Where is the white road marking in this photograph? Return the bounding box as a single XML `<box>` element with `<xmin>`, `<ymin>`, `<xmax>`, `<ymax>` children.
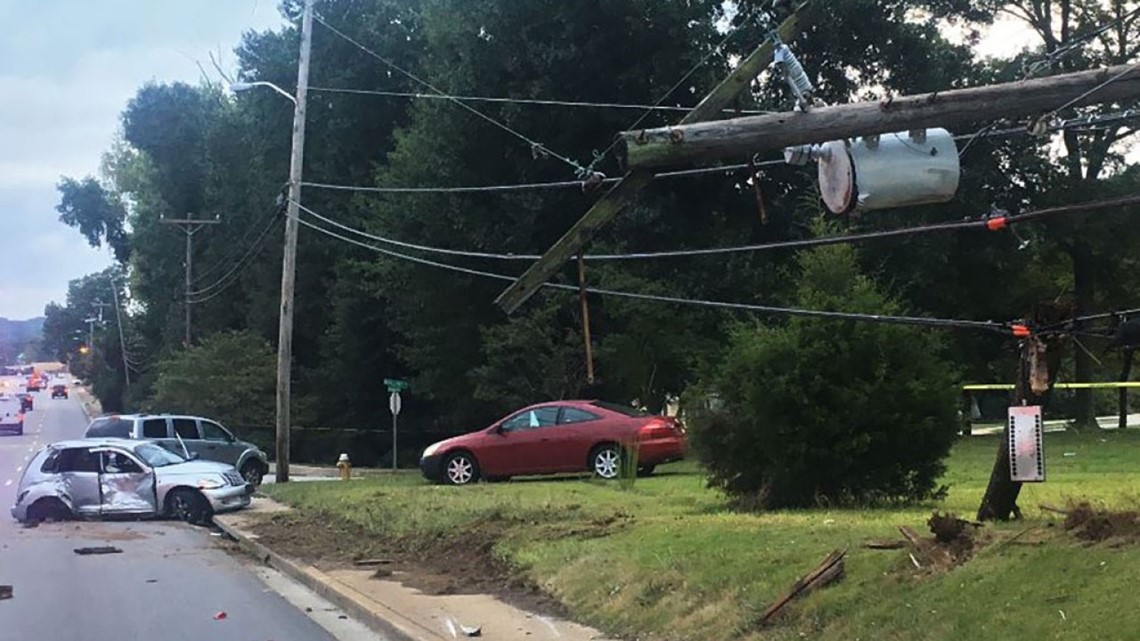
<box><xmin>16</xmin><ymin>466</ymin><xmax>22</xmax><ymax>472</ymax></box>
<box><xmin>4</xmin><ymin>480</ymin><xmax>11</xmax><ymax>487</ymax></box>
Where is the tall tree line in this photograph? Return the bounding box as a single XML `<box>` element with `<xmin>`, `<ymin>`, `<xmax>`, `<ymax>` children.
<box><xmin>47</xmin><ymin>0</ymin><xmax>1140</xmax><ymax>447</ymax></box>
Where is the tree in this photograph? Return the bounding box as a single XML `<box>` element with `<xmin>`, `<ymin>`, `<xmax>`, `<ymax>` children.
<box><xmin>55</xmin><ymin>177</ymin><xmax>131</xmax><ymax>263</ymax></box>
<box><xmin>688</xmin><ymin>241</ymin><xmax>961</xmax><ymax>508</ymax></box>
<box><xmin>147</xmin><ymin>330</ymin><xmax>276</xmax><ymax>427</ymax></box>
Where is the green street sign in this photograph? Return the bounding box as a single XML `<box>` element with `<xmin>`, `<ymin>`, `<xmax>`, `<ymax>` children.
<box><xmin>384</xmin><ymin>378</ymin><xmax>410</xmax><ymax>392</ymax></box>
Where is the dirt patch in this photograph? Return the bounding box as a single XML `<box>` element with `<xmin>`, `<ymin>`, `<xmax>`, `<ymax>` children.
<box><xmin>892</xmin><ymin>511</ymin><xmax>985</xmax><ymax>574</ymax></box>
<box><xmin>1063</xmin><ymin>503</ymin><xmax>1140</xmax><ymax>543</ymax></box>
<box><xmin>248</xmin><ymin>510</ymin><xmax>573</xmax><ymax>618</ymax></box>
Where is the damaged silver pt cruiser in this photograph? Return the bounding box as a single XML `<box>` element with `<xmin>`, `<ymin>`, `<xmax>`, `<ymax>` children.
<box><xmin>10</xmin><ymin>438</ymin><xmax>254</xmax><ymax>525</ymax></box>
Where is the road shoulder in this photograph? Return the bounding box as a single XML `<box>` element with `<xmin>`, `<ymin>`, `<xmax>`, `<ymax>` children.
<box><xmin>214</xmin><ymin>497</ymin><xmax>613</xmax><ymax>641</ymax></box>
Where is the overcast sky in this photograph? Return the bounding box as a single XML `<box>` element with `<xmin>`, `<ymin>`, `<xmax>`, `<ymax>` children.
<box><xmin>0</xmin><ymin>0</ymin><xmax>284</xmax><ymax>320</ymax></box>
<box><xmin>0</xmin><ymin>4</ymin><xmax>1106</xmax><ymax>322</ymax></box>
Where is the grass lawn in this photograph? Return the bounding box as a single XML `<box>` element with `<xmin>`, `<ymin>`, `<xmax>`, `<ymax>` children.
<box><xmin>263</xmin><ymin>430</ymin><xmax>1140</xmax><ymax>641</ymax></box>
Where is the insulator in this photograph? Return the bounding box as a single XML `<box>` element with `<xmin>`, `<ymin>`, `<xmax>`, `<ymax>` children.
<box><xmin>773</xmin><ymin>44</ymin><xmax>814</xmax><ymax>102</ymax></box>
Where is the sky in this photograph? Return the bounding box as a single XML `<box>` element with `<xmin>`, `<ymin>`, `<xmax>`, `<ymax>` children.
<box><xmin>0</xmin><ymin>4</ymin><xmax>1121</xmax><ymax>321</ymax></box>
<box><xmin>0</xmin><ymin>0</ymin><xmax>285</xmax><ymax>320</ymax></box>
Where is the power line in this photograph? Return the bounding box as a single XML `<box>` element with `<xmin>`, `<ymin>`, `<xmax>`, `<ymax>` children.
<box><xmin>300</xmin><ymin>110</ymin><xmax>1140</xmax><ymax>196</ymax></box>
<box><xmin>1023</xmin><ymin>6</ymin><xmax>1140</xmax><ymax>78</ymax></box>
<box><xmin>192</xmin><ymin>199</ymin><xmax>284</xmax><ymax>285</ymax></box>
<box><xmin>302</xmin><ymin>158</ymin><xmax>785</xmax><ymax>194</ymax></box>
<box><xmin>313</xmin><ymin>14</ymin><xmax>596</xmax><ymax>178</ymax></box>
<box><xmin>308</xmin><ymin>86</ymin><xmax>773</xmax><ymax>115</ymax></box>
<box><xmin>588</xmin><ymin>6</ymin><xmax>760</xmax><ymax>172</ymax></box>
<box><xmin>292</xmin><ymin>192</ymin><xmax>1140</xmax><ymax>263</ymax></box>
<box><xmin>187</xmin><ymin>207</ymin><xmax>280</xmax><ymax>298</ymax></box>
<box><xmin>290</xmin><ymin>206</ymin><xmax>1019</xmax><ymax>336</ymax></box>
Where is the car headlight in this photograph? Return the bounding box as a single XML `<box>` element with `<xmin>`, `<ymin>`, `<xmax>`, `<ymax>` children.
<box><xmin>422</xmin><ymin>441</ymin><xmax>443</xmax><ymax>458</ymax></box>
<box><xmin>196</xmin><ymin>478</ymin><xmax>225</xmax><ymax>490</ymax></box>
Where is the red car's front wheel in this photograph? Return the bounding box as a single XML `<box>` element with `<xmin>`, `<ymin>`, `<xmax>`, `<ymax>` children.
<box><xmin>443</xmin><ymin>452</ymin><xmax>480</xmax><ymax>485</ymax></box>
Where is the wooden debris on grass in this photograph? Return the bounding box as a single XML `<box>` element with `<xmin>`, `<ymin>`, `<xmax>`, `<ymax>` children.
<box><xmin>758</xmin><ymin>548</ymin><xmax>846</xmax><ymax>625</ymax></box>
<box><xmin>862</xmin><ymin>539</ymin><xmax>906</xmax><ymax>550</ymax></box>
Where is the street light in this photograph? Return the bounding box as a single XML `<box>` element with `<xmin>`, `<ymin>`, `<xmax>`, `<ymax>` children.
<box><xmin>230</xmin><ymin>81</ymin><xmax>298</xmax><ymax>105</ymax></box>
<box><xmin>230</xmin><ymin>0</ymin><xmax>314</xmax><ymax>483</ymax></box>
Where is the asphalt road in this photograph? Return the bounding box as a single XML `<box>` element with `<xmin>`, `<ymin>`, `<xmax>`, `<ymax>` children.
<box><xmin>0</xmin><ymin>375</ymin><xmax>381</xmax><ymax>641</ymax></box>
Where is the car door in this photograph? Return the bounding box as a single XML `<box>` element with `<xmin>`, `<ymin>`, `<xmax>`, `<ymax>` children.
<box><xmin>96</xmin><ymin>448</ymin><xmax>157</xmax><ymax>516</ymax></box>
<box><xmin>140</xmin><ymin>416</ymin><xmax>178</xmax><ymax>453</ymax></box>
<box><xmin>487</xmin><ymin>407</ymin><xmax>562</xmax><ymax>476</ymax></box>
<box><xmin>197</xmin><ymin>419</ymin><xmax>243</xmax><ymax>466</ymax></box>
<box><xmin>171</xmin><ymin>417</ymin><xmax>204</xmax><ymax>460</ymax></box>
<box><xmin>556</xmin><ymin>406</ymin><xmax>605</xmax><ymax>471</ymax></box>
<box><xmin>54</xmin><ymin>447</ymin><xmax>103</xmax><ymax>516</ymax></box>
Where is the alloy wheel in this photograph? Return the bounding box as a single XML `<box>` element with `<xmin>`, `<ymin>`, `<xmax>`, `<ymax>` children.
<box><xmin>446</xmin><ymin>455</ymin><xmax>475</xmax><ymax>485</ymax></box>
<box><xmin>593</xmin><ymin>447</ymin><xmax>621</xmax><ymax>479</ymax></box>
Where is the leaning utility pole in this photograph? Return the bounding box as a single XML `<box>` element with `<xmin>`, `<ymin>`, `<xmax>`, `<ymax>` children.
<box><xmin>497</xmin><ymin>55</ymin><xmax>1140</xmax><ymax>313</ymax></box>
<box><xmin>275</xmin><ymin>0</ymin><xmax>314</xmax><ymax>483</ymax></box>
<box><xmin>161</xmin><ymin>213</ymin><xmax>220</xmax><ymax>346</ymax></box>
<box><xmin>494</xmin><ymin>5</ymin><xmax>810</xmax><ymax>313</ymax></box>
<box><xmin>617</xmin><ymin>64</ymin><xmax>1140</xmax><ymax>171</ymax></box>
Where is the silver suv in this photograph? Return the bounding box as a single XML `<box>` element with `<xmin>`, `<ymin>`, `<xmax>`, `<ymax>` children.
<box><xmin>84</xmin><ymin>414</ymin><xmax>269</xmax><ymax>486</ymax></box>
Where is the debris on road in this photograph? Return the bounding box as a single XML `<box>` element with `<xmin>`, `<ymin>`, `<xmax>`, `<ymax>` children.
<box><xmin>73</xmin><ymin>546</ymin><xmax>122</xmax><ymax>555</ymax></box>
<box><xmin>351</xmin><ymin>554</ymin><xmax>392</xmax><ymax>563</ymax></box>
<box><xmin>758</xmin><ymin>548</ymin><xmax>846</xmax><ymax>624</ymax></box>
<box><xmin>0</xmin><ymin>585</ymin><xmax>12</xmax><ymax>600</ymax></box>
<box><xmin>213</xmin><ymin>611</ymin><xmax>227</xmax><ymax>620</ymax></box>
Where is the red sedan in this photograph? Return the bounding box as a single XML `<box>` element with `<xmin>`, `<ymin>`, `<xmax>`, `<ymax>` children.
<box><xmin>419</xmin><ymin>400</ymin><xmax>686</xmax><ymax>485</ymax></box>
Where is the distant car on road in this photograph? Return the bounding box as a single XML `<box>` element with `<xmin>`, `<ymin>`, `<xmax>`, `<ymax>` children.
<box><xmin>419</xmin><ymin>400</ymin><xmax>687</xmax><ymax>485</ymax></box>
<box><xmin>10</xmin><ymin>438</ymin><xmax>253</xmax><ymax>524</ymax></box>
<box><xmin>0</xmin><ymin>396</ymin><xmax>25</xmax><ymax>435</ymax></box>
<box><xmin>18</xmin><ymin>393</ymin><xmax>34</xmax><ymax>412</ymax></box>
<box><xmin>83</xmin><ymin>414</ymin><xmax>269</xmax><ymax>486</ymax></box>
<box><xmin>50</xmin><ymin>385</ymin><xmax>68</xmax><ymax>399</ymax></box>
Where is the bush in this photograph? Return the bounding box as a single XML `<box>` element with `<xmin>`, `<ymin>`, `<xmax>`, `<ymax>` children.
<box><xmin>146</xmin><ymin>330</ymin><xmax>275</xmax><ymax>426</ymax></box>
<box><xmin>688</xmin><ymin>244</ymin><xmax>960</xmax><ymax>509</ymax></box>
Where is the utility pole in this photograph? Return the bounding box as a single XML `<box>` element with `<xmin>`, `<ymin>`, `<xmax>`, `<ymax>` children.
<box><xmin>161</xmin><ymin>213</ymin><xmax>220</xmax><ymax>346</ymax></box>
<box><xmin>275</xmin><ymin>0</ymin><xmax>314</xmax><ymax>483</ymax></box>
<box><xmin>617</xmin><ymin>64</ymin><xmax>1140</xmax><ymax>171</ymax></box>
<box><xmin>577</xmin><ymin>254</ymin><xmax>595</xmax><ymax>385</ymax></box>
<box><xmin>110</xmin><ymin>279</ymin><xmax>131</xmax><ymax>387</ymax></box>
<box><xmin>494</xmin><ymin>6</ymin><xmax>810</xmax><ymax>313</ymax></box>
<box><xmin>977</xmin><ymin>304</ymin><xmax>1067</xmax><ymax>521</ymax></box>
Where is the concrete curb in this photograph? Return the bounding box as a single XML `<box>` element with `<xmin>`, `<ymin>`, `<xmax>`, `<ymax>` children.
<box><xmin>212</xmin><ymin>515</ymin><xmax>437</xmax><ymax>641</ymax></box>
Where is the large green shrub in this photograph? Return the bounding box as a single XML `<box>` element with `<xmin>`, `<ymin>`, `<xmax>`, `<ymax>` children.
<box><xmin>146</xmin><ymin>330</ymin><xmax>275</xmax><ymax>427</ymax></box>
<box><xmin>688</xmin><ymin>244</ymin><xmax>960</xmax><ymax>508</ymax></box>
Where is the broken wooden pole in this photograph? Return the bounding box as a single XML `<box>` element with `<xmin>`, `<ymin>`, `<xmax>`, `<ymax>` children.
<box><xmin>759</xmin><ymin>548</ymin><xmax>846</xmax><ymax>624</ymax></box>
<box><xmin>618</xmin><ymin>64</ymin><xmax>1140</xmax><ymax>171</ymax></box>
<box><xmin>493</xmin><ymin>5</ymin><xmax>811</xmax><ymax>314</ymax></box>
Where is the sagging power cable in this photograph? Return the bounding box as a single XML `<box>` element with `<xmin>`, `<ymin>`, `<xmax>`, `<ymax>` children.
<box><xmin>289</xmin><ymin>204</ymin><xmax>1023</xmax><ymax>337</ymax></box>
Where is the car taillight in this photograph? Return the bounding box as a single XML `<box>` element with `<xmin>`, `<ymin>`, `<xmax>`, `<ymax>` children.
<box><xmin>637</xmin><ymin>420</ymin><xmax>677</xmax><ymax>441</ymax></box>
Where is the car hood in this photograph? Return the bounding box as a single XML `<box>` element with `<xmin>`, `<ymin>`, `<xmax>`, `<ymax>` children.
<box><xmin>155</xmin><ymin>460</ymin><xmax>237</xmax><ymax>476</ymax></box>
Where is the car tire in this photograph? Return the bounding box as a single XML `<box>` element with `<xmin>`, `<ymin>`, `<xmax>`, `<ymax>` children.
<box><xmin>240</xmin><ymin>460</ymin><xmax>265</xmax><ymax>487</ymax></box>
<box><xmin>166</xmin><ymin>488</ymin><xmax>211</xmax><ymax>525</ymax></box>
<box><xmin>636</xmin><ymin>464</ymin><xmax>656</xmax><ymax>478</ymax></box>
<box><xmin>590</xmin><ymin>443</ymin><xmax>624</xmax><ymax>480</ymax></box>
<box><xmin>26</xmin><ymin>497</ymin><xmax>72</xmax><ymax>523</ymax></box>
<box><xmin>443</xmin><ymin>451</ymin><xmax>480</xmax><ymax>486</ymax></box>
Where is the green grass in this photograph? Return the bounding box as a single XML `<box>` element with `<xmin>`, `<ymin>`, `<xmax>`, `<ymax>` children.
<box><xmin>264</xmin><ymin>430</ymin><xmax>1140</xmax><ymax>641</ymax></box>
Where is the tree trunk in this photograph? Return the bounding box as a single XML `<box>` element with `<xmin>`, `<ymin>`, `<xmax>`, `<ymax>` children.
<box><xmin>1120</xmin><ymin>350</ymin><xmax>1134</xmax><ymax>430</ymax></box>
<box><xmin>1071</xmin><ymin>244</ymin><xmax>1097</xmax><ymax>429</ymax></box>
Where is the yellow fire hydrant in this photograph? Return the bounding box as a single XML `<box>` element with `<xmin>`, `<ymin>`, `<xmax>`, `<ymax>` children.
<box><xmin>337</xmin><ymin>453</ymin><xmax>352</xmax><ymax>480</ymax></box>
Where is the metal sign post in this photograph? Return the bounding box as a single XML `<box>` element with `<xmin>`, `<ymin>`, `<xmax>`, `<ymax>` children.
<box><xmin>389</xmin><ymin>391</ymin><xmax>402</xmax><ymax>471</ymax></box>
<box><xmin>384</xmin><ymin>379</ymin><xmax>408</xmax><ymax>472</ymax></box>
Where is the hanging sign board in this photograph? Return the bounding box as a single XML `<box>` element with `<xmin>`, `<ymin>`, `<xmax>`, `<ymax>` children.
<box><xmin>1008</xmin><ymin>405</ymin><xmax>1045</xmax><ymax>483</ymax></box>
